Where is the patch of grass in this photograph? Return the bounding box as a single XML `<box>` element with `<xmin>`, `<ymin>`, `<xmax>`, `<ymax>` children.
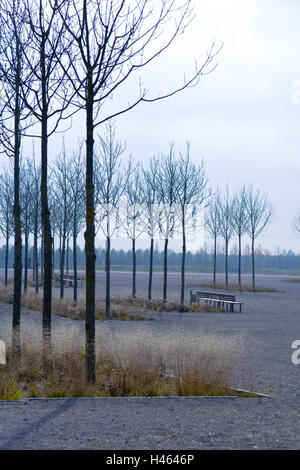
<box><xmin>108</xmin><ymin>297</ymin><xmax>222</xmax><ymax>314</ymax></box>
<box><xmin>0</xmin><ymin>329</ymin><xmax>251</xmax><ymax>398</ymax></box>
<box><xmin>0</xmin><ymin>286</ymin><xmax>150</xmax><ymax>321</ymax></box>
<box><xmin>0</xmin><ymin>374</ymin><xmax>22</xmax><ymax>400</ymax></box>
<box><xmin>50</xmin><ymin>296</ymin><xmax>221</xmax><ymax>320</ymax></box>
<box><xmin>186</xmin><ymin>281</ymin><xmax>284</xmax><ymax>293</ymax></box>
<box><xmin>0</xmin><ymin>286</ymin><xmax>222</xmax><ymax>319</ymax></box>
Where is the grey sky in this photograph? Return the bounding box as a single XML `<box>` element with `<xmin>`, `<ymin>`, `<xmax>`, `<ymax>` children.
<box><xmin>112</xmin><ymin>0</ymin><xmax>300</xmax><ymax>253</ymax></box>
<box><xmin>10</xmin><ymin>0</ymin><xmax>300</xmax><ymax>254</ymax></box>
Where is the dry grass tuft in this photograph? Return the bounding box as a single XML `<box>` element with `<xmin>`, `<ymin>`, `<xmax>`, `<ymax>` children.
<box><xmin>0</xmin><ymin>284</ymin><xmax>222</xmax><ymax>320</ymax></box>
<box><xmin>0</xmin><ymin>327</ymin><xmax>251</xmax><ymax>398</ymax></box>
<box><xmin>0</xmin><ymin>286</ymin><xmax>150</xmax><ymax>321</ymax></box>
<box><xmin>187</xmin><ymin>281</ymin><xmax>283</xmax><ymax>293</ymax></box>
<box><xmin>108</xmin><ymin>297</ymin><xmax>222</xmax><ymax>313</ymax></box>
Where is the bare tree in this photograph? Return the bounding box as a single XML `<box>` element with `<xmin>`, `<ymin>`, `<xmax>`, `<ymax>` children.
<box><xmin>232</xmin><ymin>185</ymin><xmax>248</xmax><ymax>289</ymax></box>
<box><xmin>245</xmin><ymin>185</ymin><xmax>273</xmax><ymax>291</ymax></box>
<box><xmin>219</xmin><ymin>187</ymin><xmax>234</xmax><ymax>289</ymax></box>
<box><xmin>58</xmin><ymin>0</ymin><xmax>220</xmax><ymax>382</ymax></box>
<box><xmin>0</xmin><ymin>0</ymin><xmax>32</xmax><ymax>361</ymax></box>
<box><xmin>20</xmin><ymin>0</ymin><xmax>74</xmax><ymax>367</ymax></box>
<box><xmin>141</xmin><ymin>157</ymin><xmax>160</xmax><ymax>300</ymax></box>
<box><xmin>26</xmin><ymin>153</ymin><xmax>41</xmax><ymax>294</ymax></box>
<box><xmin>204</xmin><ymin>191</ymin><xmax>221</xmax><ymax>287</ymax></box>
<box><xmin>52</xmin><ymin>141</ymin><xmax>73</xmax><ymax>299</ymax></box>
<box><xmin>175</xmin><ymin>141</ymin><xmax>210</xmax><ymax>310</ymax></box>
<box><xmin>66</xmin><ymin>142</ymin><xmax>85</xmax><ymax>304</ymax></box>
<box><xmin>48</xmin><ymin>184</ymin><xmax>58</xmax><ymax>275</ymax></box>
<box><xmin>20</xmin><ymin>158</ymin><xmax>34</xmax><ymax>294</ymax></box>
<box><xmin>157</xmin><ymin>143</ymin><xmax>178</xmax><ymax>303</ymax></box>
<box><xmin>0</xmin><ymin>170</ymin><xmax>14</xmax><ymax>287</ymax></box>
<box><xmin>94</xmin><ymin>122</ymin><xmax>128</xmax><ymax>317</ymax></box>
<box><xmin>122</xmin><ymin>164</ymin><xmax>144</xmax><ymax>300</ymax></box>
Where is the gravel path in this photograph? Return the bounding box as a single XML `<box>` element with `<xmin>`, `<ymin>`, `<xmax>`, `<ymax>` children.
<box><xmin>0</xmin><ymin>272</ymin><xmax>299</xmax><ymax>449</ymax></box>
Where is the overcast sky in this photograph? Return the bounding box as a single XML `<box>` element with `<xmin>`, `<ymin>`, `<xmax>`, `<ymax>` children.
<box><xmin>12</xmin><ymin>0</ymin><xmax>300</xmax><ymax>254</ymax></box>
<box><xmin>112</xmin><ymin>0</ymin><xmax>300</xmax><ymax>254</ymax></box>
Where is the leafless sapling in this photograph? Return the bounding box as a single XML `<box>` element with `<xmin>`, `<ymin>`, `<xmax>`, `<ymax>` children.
<box><xmin>51</xmin><ymin>141</ymin><xmax>73</xmax><ymax>299</ymax></box>
<box><xmin>157</xmin><ymin>143</ymin><xmax>179</xmax><ymax>303</ymax></box>
<box><xmin>94</xmin><ymin>121</ymin><xmax>128</xmax><ymax>317</ymax></box>
<box><xmin>20</xmin><ymin>158</ymin><xmax>35</xmax><ymax>294</ymax></box>
<box><xmin>65</xmin><ymin>141</ymin><xmax>85</xmax><ymax>304</ymax></box>
<box><xmin>27</xmin><ymin>153</ymin><xmax>41</xmax><ymax>294</ymax></box>
<box><xmin>141</xmin><ymin>157</ymin><xmax>161</xmax><ymax>300</ymax></box>
<box><xmin>174</xmin><ymin>141</ymin><xmax>210</xmax><ymax>310</ymax></box>
<box><xmin>232</xmin><ymin>185</ymin><xmax>249</xmax><ymax>289</ymax></box>
<box><xmin>0</xmin><ymin>170</ymin><xmax>14</xmax><ymax>287</ymax></box>
<box><xmin>245</xmin><ymin>185</ymin><xmax>274</xmax><ymax>291</ymax></box>
<box><xmin>204</xmin><ymin>191</ymin><xmax>221</xmax><ymax>287</ymax></box>
<box><xmin>218</xmin><ymin>187</ymin><xmax>235</xmax><ymax>289</ymax></box>
<box><xmin>121</xmin><ymin>163</ymin><xmax>144</xmax><ymax>300</ymax></box>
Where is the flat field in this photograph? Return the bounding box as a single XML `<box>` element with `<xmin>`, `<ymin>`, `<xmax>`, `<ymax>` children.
<box><xmin>0</xmin><ymin>271</ymin><xmax>299</xmax><ymax>449</ymax></box>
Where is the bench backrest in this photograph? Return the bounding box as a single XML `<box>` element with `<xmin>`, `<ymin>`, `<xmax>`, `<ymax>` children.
<box><xmin>54</xmin><ymin>274</ymin><xmax>74</xmax><ymax>281</ymax></box>
<box><xmin>194</xmin><ymin>291</ymin><xmax>236</xmax><ymax>302</ymax></box>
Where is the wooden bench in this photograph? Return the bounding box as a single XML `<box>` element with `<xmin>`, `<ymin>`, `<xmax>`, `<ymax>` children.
<box><xmin>54</xmin><ymin>273</ymin><xmax>83</xmax><ymax>287</ymax></box>
<box><xmin>190</xmin><ymin>290</ymin><xmax>243</xmax><ymax>313</ymax></box>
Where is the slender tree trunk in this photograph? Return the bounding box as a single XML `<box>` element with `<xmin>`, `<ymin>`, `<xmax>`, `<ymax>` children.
<box><xmin>59</xmin><ymin>230</ymin><xmax>62</xmax><ymax>270</ymax></box>
<box><xmin>33</xmin><ymin>201</ymin><xmax>38</xmax><ymax>287</ymax></box>
<box><xmin>41</xmin><ymin>109</ymin><xmax>52</xmax><ymax>371</ymax></box>
<box><xmin>213</xmin><ymin>235</ymin><xmax>217</xmax><ymax>288</ymax></box>
<box><xmin>85</xmin><ymin>91</ymin><xmax>96</xmax><ymax>383</ymax></box>
<box><xmin>163</xmin><ymin>238</ymin><xmax>168</xmax><ymax>303</ymax></box>
<box><xmin>24</xmin><ymin>232</ymin><xmax>29</xmax><ymax>294</ymax></box>
<box><xmin>32</xmin><ymin>245</ymin><xmax>35</xmax><ymax>281</ymax></box>
<box><xmin>148</xmin><ymin>238</ymin><xmax>154</xmax><ymax>300</ymax></box>
<box><xmin>12</xmin><ymin>55</ymin><xmax>22</xmax><ymax>362</ymax></box>
<box><xmin>52</xmin><ymin>229</ymin><xmax>55</xmax><ymax>274</ymax></box>
<box><xmin>132</xmin><ymin>238</ymin><xmax>136</xmax><ymax>299</ymax></box>
<box><xmin>105</xmin><ymin>236</ymin><xmax>111</xmax><ymax>319</ymax></box>
<box><xmin>180</xmin><ymin>221</ymin><xmax>186</xmax><ymax>312</ymax></box>
<box><xmin>60</xmin><ymin>231</ymin><xmax>66</xmax><ymax>299</ymax></box>
<box><xmin>4</xmin><ymin>235</ymin><xmax>9</xmax><ymax>288</ymax></box>
<box><xmin>238</xmin><ymin>233</ymin><xmax>242</xmax><ymax>289</ymax></box>
<box><xmin>73</xmin><ymin>226</ymin><xmax>78</xmax><ymax>304</ymax></box>
<box><xmin>66</xmin><ymin>237</ymin><xmax>69</xmax><ymax>274</ymax></box>
<box><xmin>225</xmin><ymin>240</ymin><xmax>228</xmax><ymax>289</ymax></box>
<box><xmin>40</xmin><ymin>232</ymin><xmax>44</xmax><ymax>284</ymax></box>
<box><xmin>33</xmin><ymin>224</ymin><xmax>38</xmax><ymax>294</ymax></box>
<box><xmin>251</xmin><ymin>236</ymin><xmax>255</xmax><ymax>292</ymax></box>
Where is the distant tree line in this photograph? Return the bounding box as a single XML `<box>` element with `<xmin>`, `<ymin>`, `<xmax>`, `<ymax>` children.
<box><xmin>2</xmin><ymin>245</ymin><xmax>300</xmax><ymax>275</ymax></box>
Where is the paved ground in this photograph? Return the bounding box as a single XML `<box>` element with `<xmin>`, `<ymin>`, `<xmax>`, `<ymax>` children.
<box><xmin>0</xmin><ymin>271</ymin><xmax>299</xmax><ymax>449</ymax></box>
